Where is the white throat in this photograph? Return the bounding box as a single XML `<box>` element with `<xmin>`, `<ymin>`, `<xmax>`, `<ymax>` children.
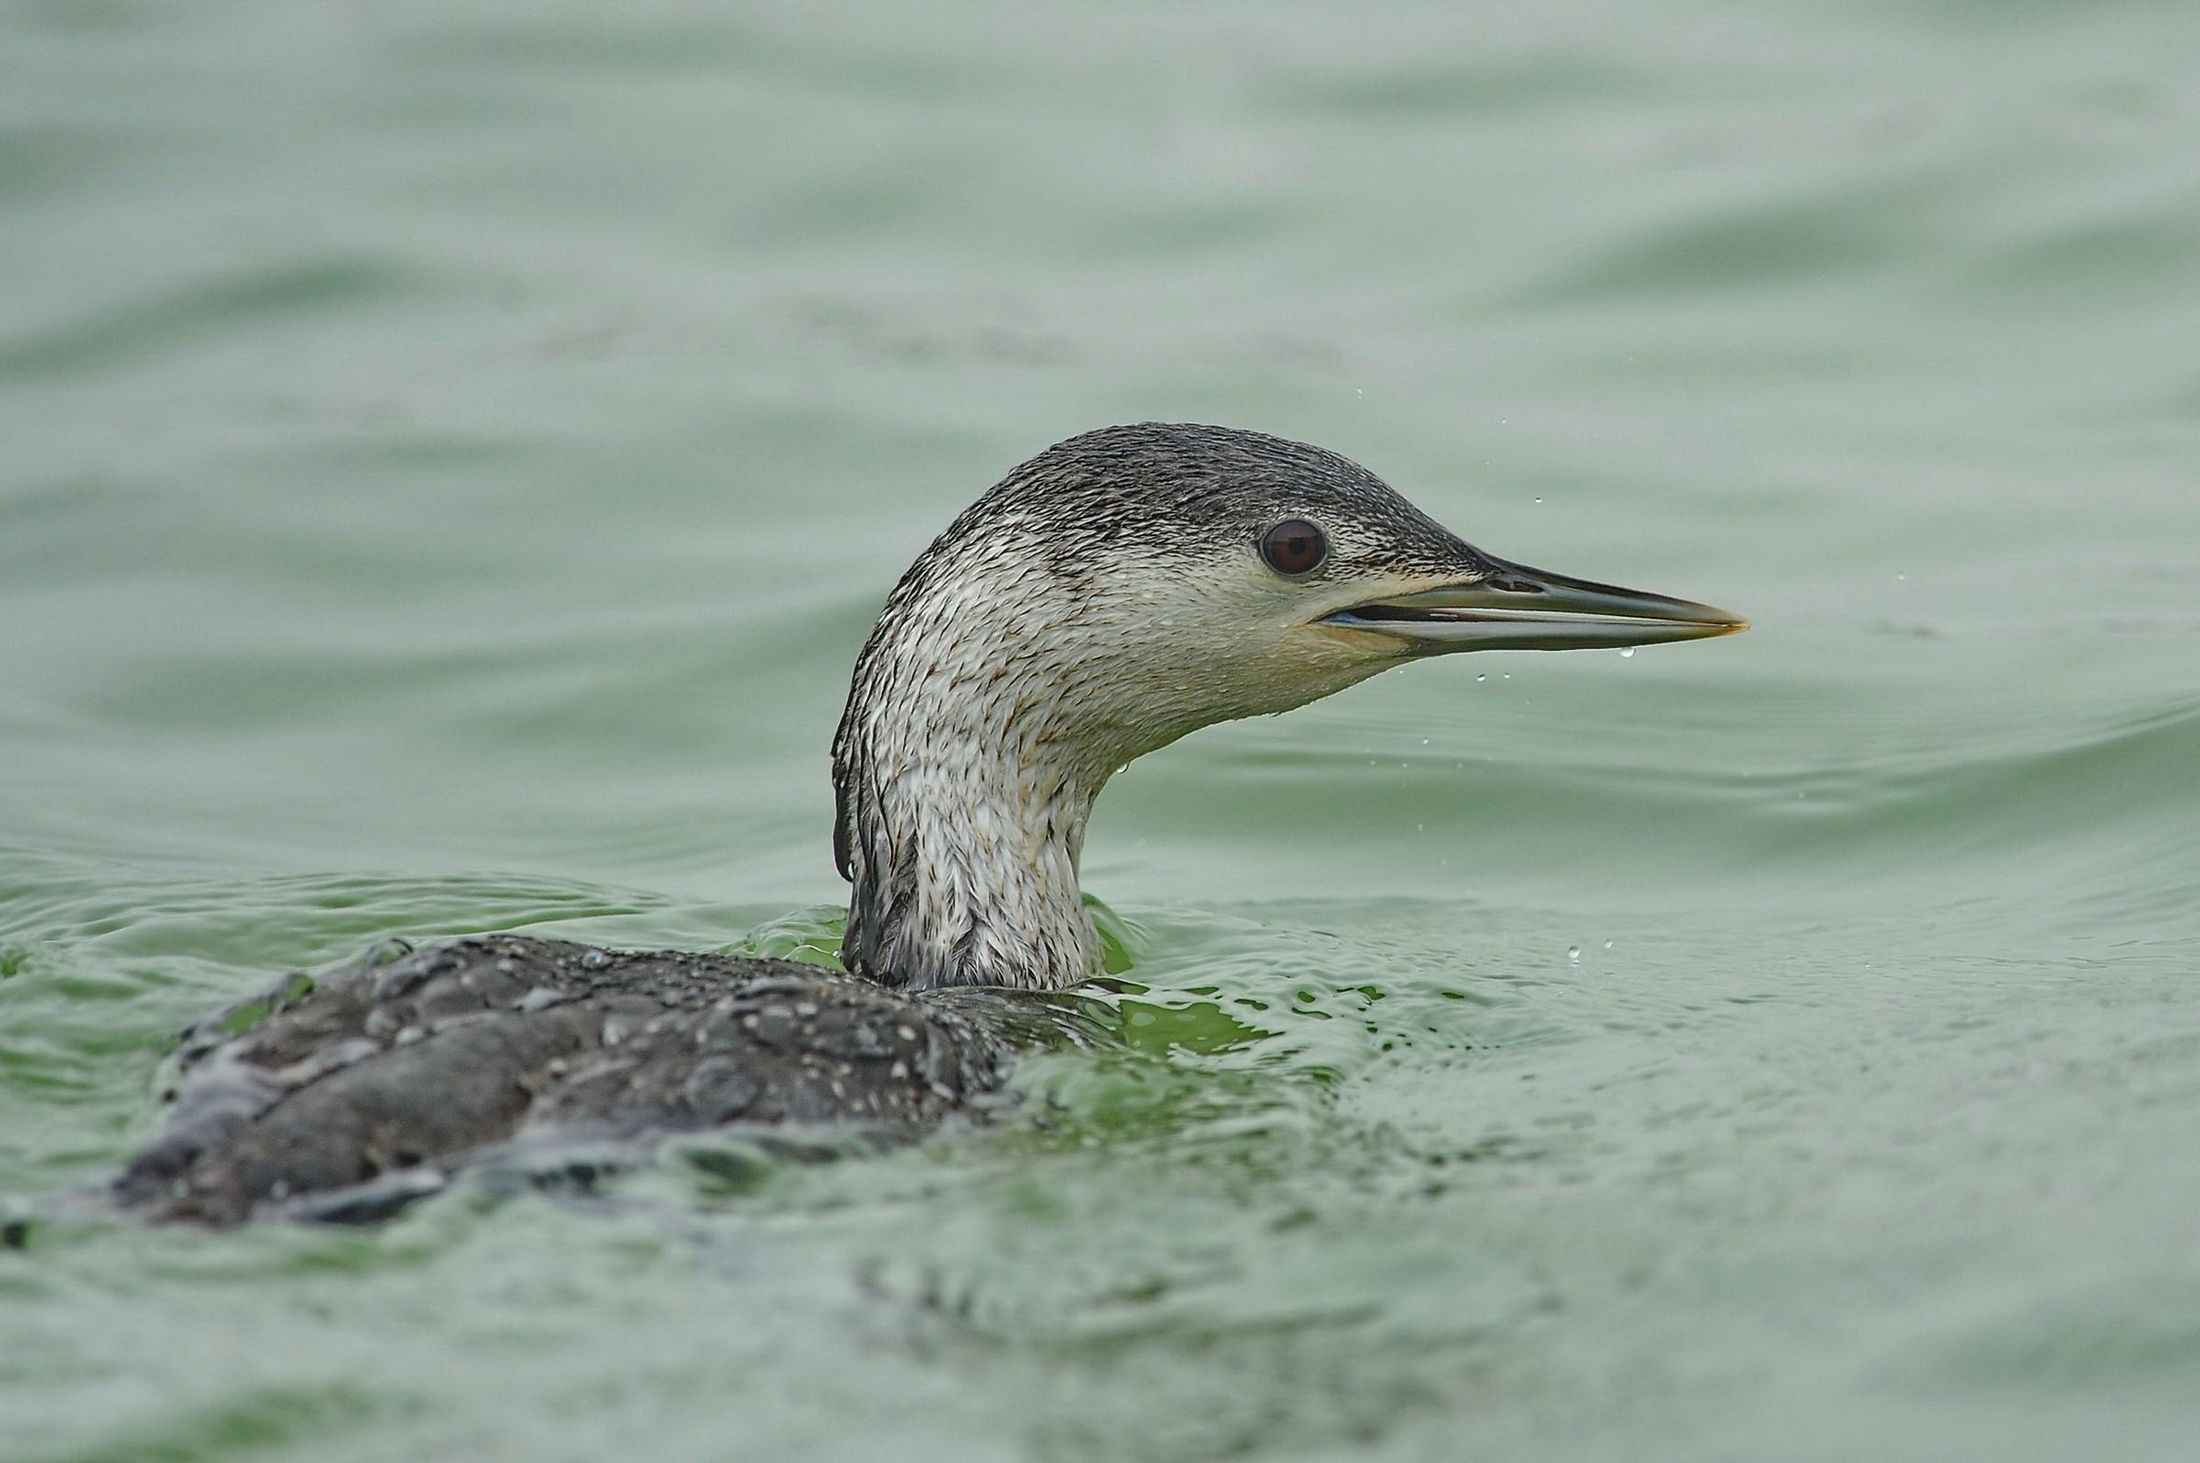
<box><xmin>833</xmin><ymin>528</ymin><xmax>1126</xmax><ymax>992</ymax></box>
<box><xmin>837</xmin><ymin>708</ymin><xmax>1106</xmax><ymax>992</ymax></box>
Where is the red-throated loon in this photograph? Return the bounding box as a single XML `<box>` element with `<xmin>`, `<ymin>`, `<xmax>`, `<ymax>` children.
<box><xmin>109</xmin><ymin>423</ymin><xmax>1745</xmax><ymax>1224</ymax></box>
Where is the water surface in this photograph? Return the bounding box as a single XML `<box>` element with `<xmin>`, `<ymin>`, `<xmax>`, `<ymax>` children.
<box><xmin>4</xmin><ymin>3</ymin><xmax>2198</xmax><ymax>1459</ymax></box>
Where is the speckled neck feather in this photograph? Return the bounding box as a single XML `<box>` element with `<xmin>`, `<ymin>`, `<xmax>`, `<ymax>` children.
<box><xmin>830</xmin><ymin>495</ymin><xmax>1115</xmax><ymax>994</ymax></box>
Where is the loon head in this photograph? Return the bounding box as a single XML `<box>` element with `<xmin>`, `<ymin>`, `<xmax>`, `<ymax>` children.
<box><xmin>833</xmin><ymin>422</ymin><xmax>1745</xmax><ymax>993</ymax></box>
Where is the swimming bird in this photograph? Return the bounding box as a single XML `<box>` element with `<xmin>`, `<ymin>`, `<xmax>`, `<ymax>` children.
<box><xmin>111</xmin><ymin>423</ymin><xmax>1744</xmax><ymax>1224</ymax></box>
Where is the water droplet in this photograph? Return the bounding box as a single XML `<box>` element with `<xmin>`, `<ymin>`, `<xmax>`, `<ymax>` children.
<box><xmin>1475</xmin><ymin>674</ymin><xmax>1486</xmax><ymax>683</ymax></box>
<box><xmin>1566</xmin><ymin>946</ymin><xmax>1581</xmax><ymax>963</ymax></box>
<box><xmin>1603</xmin><ymin>940</ymin><xmax>1614</xmax><ymax>951</ymax></box>
<box><xmin>1619</xmin><ymin>647</ymin><xmax>1635</xmax><ymax>659</ymax></box>
<box><xmin>1533</xmin><ymin>496</ymin><xmax>1543</xmax><ymax>504</ymax></box>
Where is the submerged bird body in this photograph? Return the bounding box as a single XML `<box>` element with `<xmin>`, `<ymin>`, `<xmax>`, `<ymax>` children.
<box><xmin>116</xmin><ymin>936</ymin><xmax>1103</xmax><ymax>1225</ymax></box>
<box><xmin>111</xmin><ymin>423</ymin><xmax>1743</xmax><ymax>1224</ymax></box>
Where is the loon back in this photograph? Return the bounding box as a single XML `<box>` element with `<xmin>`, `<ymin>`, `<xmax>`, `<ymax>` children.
<box><xmin>117</xmin><ymin>936</ymin><xmax>1104</xmax><ymax>1225</ymax></box>
<box><xmin>102</xmin><ymin>422</ymin><xmax>1741</xmax><ymax>1224</ymax></box>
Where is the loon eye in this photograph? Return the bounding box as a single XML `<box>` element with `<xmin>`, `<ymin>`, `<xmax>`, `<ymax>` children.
<box><xmin>1259</xmin><ymin>519</ymin><xmax>1328</xmax><ymax>576</ymax></box>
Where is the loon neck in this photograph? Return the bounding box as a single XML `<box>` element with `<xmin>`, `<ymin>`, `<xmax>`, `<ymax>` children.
<box><xmin>831</xmin><ymin>512</ymin><xmax>1130</xmax><ymax>992</ymax></box>
<box><xmin>834</xmin><ymin>692</ymin><xmax>1108</xmax><ymax>993</ymax></box>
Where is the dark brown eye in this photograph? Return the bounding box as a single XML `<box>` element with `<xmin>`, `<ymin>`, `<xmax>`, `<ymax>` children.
<box><xmin>1259</xmin><ymin>519</ymin><xmax>1328</xmax><ymax>576</ymax></box>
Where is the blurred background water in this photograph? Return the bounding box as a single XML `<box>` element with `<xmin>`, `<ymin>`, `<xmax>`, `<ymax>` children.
<box><xmin>3</xmin><ymin>2</ymin><xmax>2198</xmax><ymax>1459</ymax></box>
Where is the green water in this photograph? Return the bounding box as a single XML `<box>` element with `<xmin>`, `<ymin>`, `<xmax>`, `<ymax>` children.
<box><xmin>4</xmin><ymin>1</ymin><xmax>2198</xmax><ymax>1457</ymax></box>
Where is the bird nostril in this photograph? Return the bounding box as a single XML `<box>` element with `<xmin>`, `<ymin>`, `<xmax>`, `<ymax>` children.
<box><xmin>1490</xmin><ymin>576</ymin><xmax>1543</xmax><ymax>594</ymax></box>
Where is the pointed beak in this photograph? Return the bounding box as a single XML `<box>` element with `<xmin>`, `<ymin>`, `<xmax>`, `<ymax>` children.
<box><xmin>1320</xmin><ymin>552</ymin><xmax>1748</xmax><ymax>653</ymax></box>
